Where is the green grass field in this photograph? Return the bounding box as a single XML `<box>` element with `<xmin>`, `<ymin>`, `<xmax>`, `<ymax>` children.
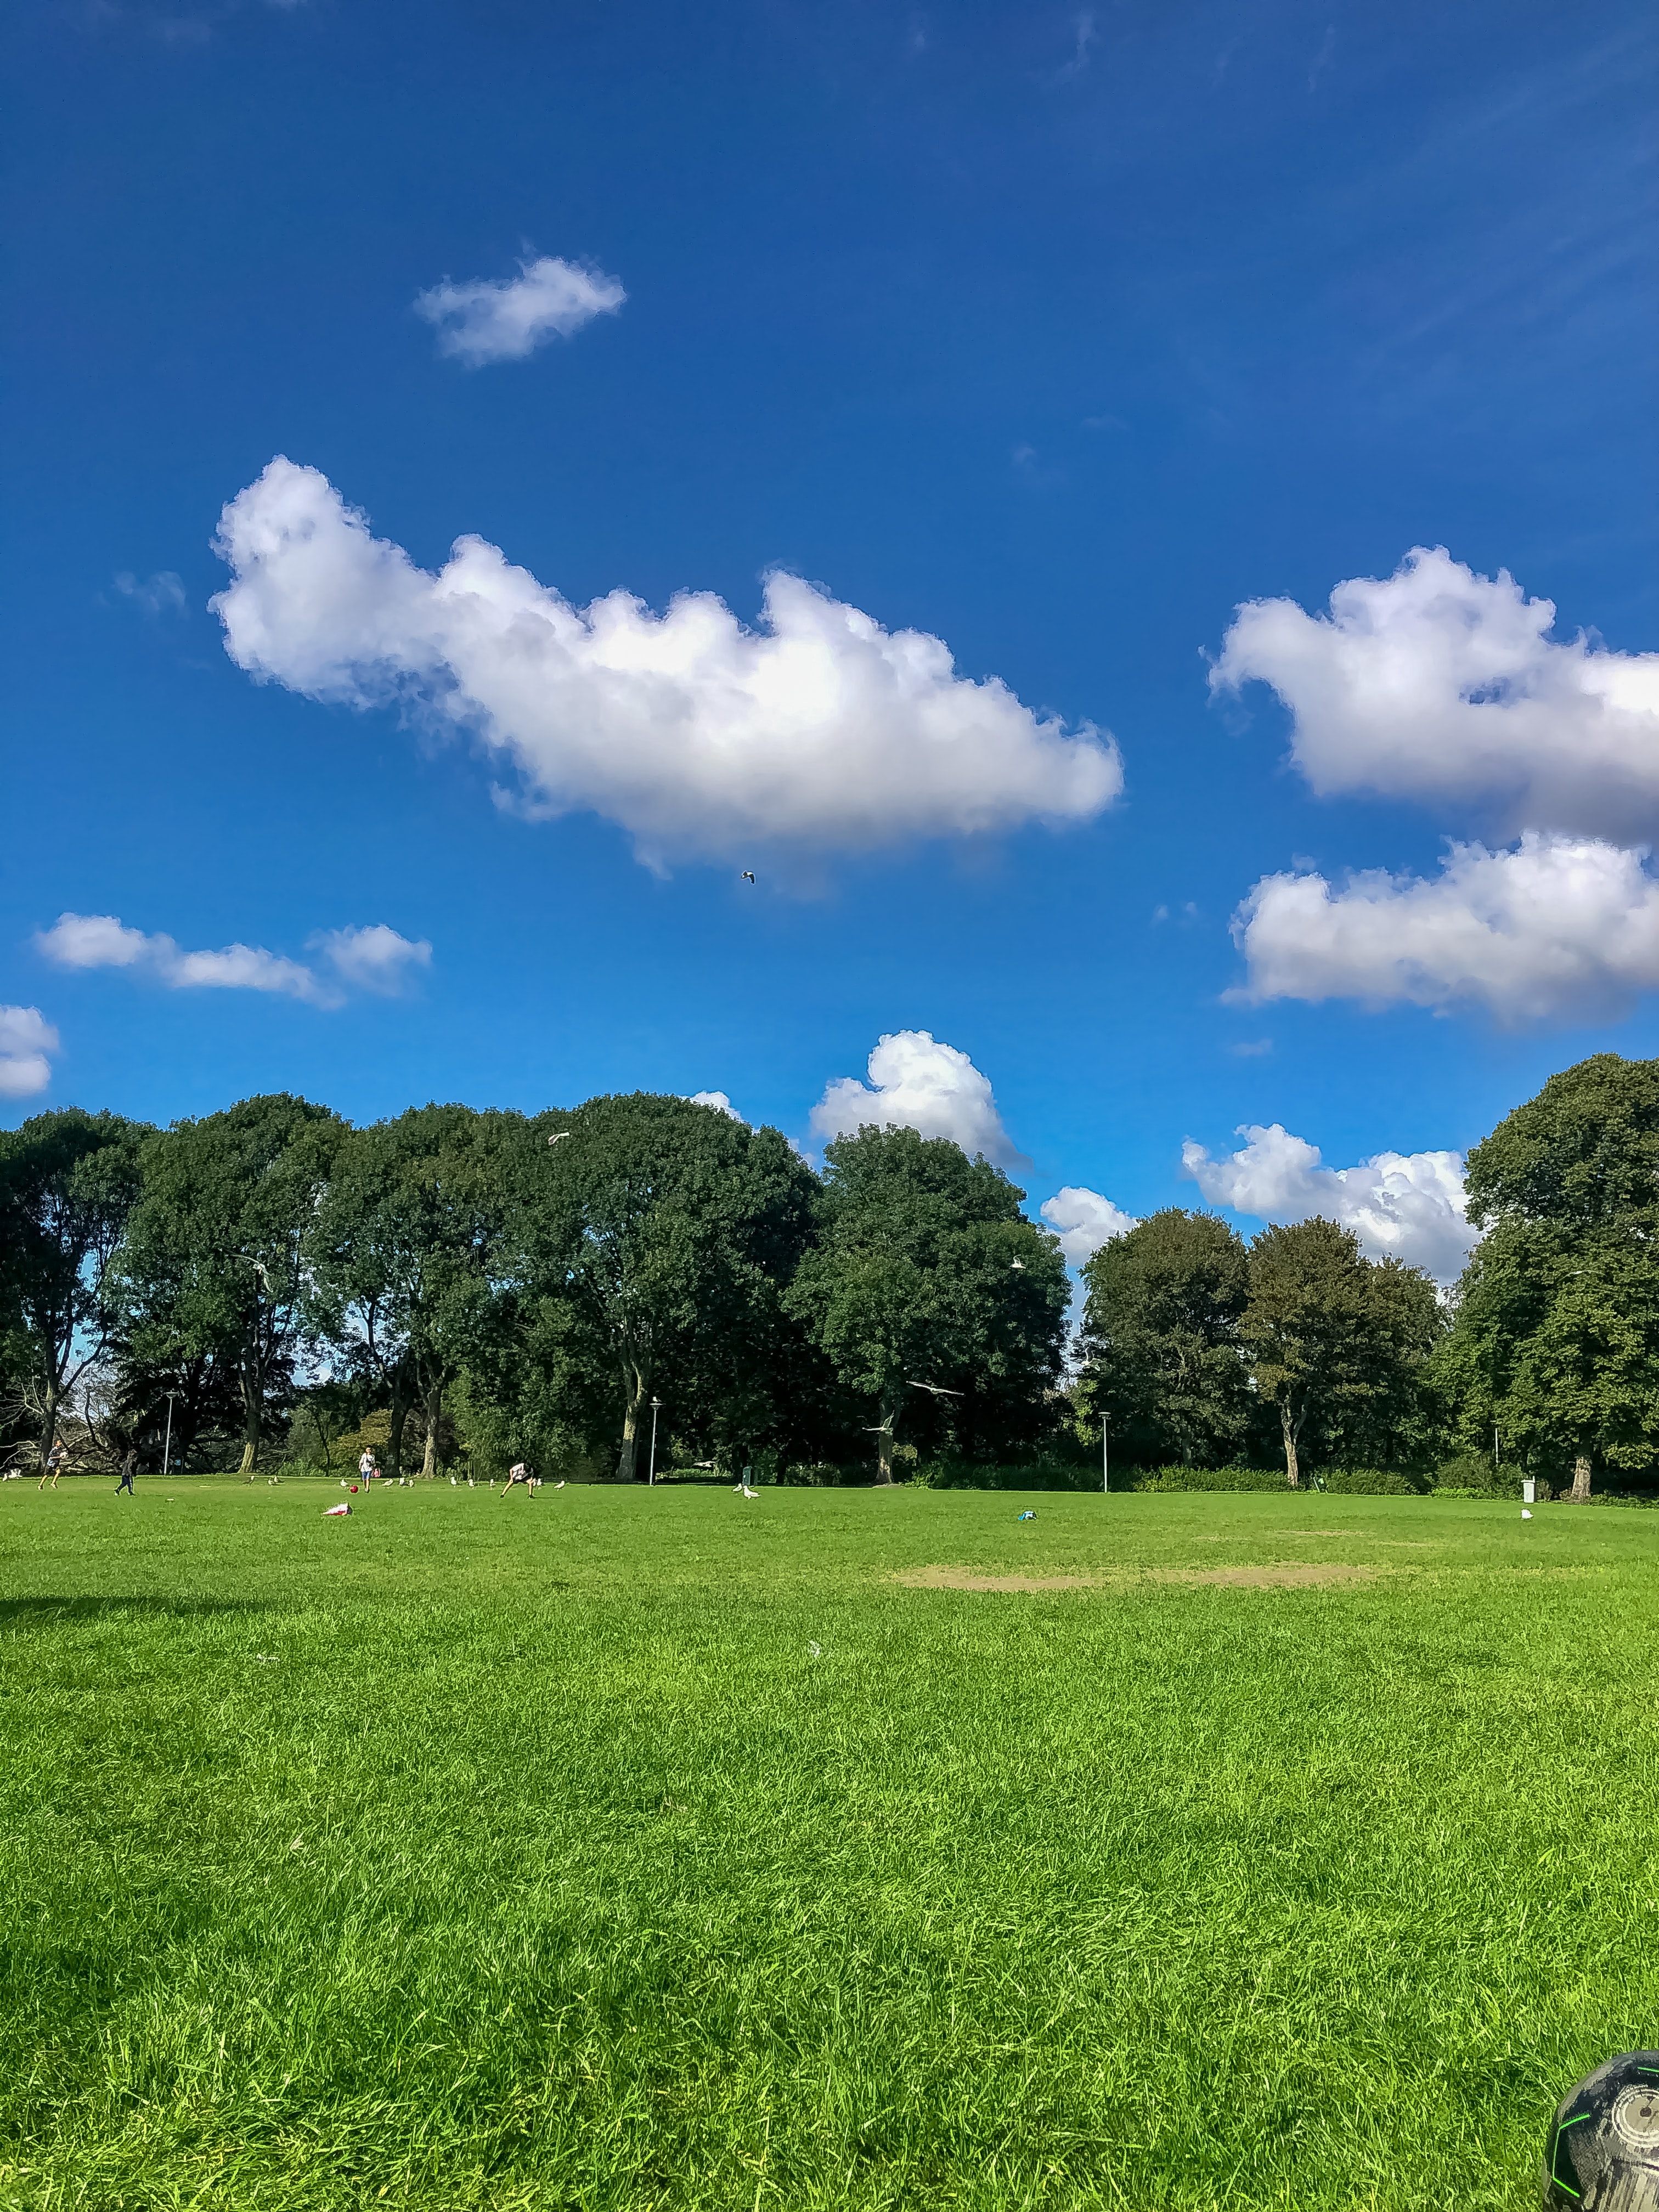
<box><xmin>2</xmin><ymin>1478</ymin><xmax>1655</xmax><ymax>2210</ymax></box>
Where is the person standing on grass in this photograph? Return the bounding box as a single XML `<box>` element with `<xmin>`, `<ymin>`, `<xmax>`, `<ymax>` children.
<box><xmin>502</xmin><ymin>1460</ymin><xmax>533</xmax><ymax>1496</ymax></box>
<box><xmin>38</xmin><ymin>1439</ymin><xmax>70</xmax><ymax>1491</ymax></box>
<box><xmin>358</xmin><ymin>1447</ymin><xmax>379</xmax><ymax>1485</ymax></box>
<box><xmin>116</xmin><ymin>1447</ymin><xmax>136</xmax><ymax>1496</ymax></box>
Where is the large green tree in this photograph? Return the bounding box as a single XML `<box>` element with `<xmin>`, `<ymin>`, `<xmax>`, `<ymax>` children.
<box><xmin>0</xmin><ymin>1109</ymin><xmax>149</xmax><ymax>1464</ymax></box>
<box><xmin>1441</xmin><ymin>1053</ymin><xmax>1659</xmax><ymax>1499</ymax></box>
<box><xmin>785</xmin><ymin>1125</ymin><xmax>1068</xmax><ymax>1480</ymax></box>
<box><xmin>514</xmin><ymin>1094</ymin><xmax>818</xmax><ymax>1480</ymax></box>
<box><xmin>1078</xmin><ymin>1209</ymin><xmax>1251</xmax><ymax>1467</ymax></box>
<box><xmin>1241</xmin><ymin>1217</ymin><xmax>1441</xmax><ymax>1486</ymax></box>
<box><xmin>117</xmin><ymin>1095</ymin><xmax>345</xmax><ymax>1474</ymax></box>
<box><xmin>308</xmin><ymin>1104</ymin><xmax>523</xmax><ymax>1477</ymax></box>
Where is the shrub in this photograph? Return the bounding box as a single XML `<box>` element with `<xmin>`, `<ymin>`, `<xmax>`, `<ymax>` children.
<box><xmin>1128</xmin><ymin>1466</ymin><xmax>1284</xmax><ymax>1494</ymax></box>
<box><xmin>916</xmin><ymin>1456</ymin><xmax>1104</xmax><ymax>1493</ymax></box>
<box><xmin>777</xmin><ymin>1462</ymin><xmax>856</xmax><ymax>1487</ymax></box>
<box><xmin>1323</xmin><ymin>1466</ymin><xmax>1432</xmax><ymax>1496</ymax></box>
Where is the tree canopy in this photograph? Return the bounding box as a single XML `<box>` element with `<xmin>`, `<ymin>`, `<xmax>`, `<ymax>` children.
<box><xmin>1079</xmin><ymin>1209</ymin><xmax>1251</xmax><ymax>1468</ymax></box>
<box><xmin>1241</xmin><ymin>1218</ymin><xmax>1441</xmax><ymax>1487</ymax></box>
<box><xmin>0</xmin><ymin>1108</ymin><xmax>150</xmax><ymax>1462</ymax></box>
<box><xmin>1442</xmin><ymin>1053</ymin><xmax>1659</xmax><ymax>1498</ymax></box>
<box><xmin>513</xmin><ymin>1093</ymin><xmax>819</xmax><ymax>1480</ymax></box>
<box><xmin>308</xmin><ymin>1104</ymin><xmax>524</xmax><ymax>1477</ymax></box>
<box><xmin>117</xmin><ymin>1094</ymin><xmax>345</xmax><ymax>1474</ymax></box>
<box><xmin>786</xmin><ymin>1125</ymin><xmax>1068</xmax><ymax>1479</ymax></box>
<box><xmin>6</xmin><ymin>1049</ymin><xmax>1651</xmax><ymax>1493</ymax></box>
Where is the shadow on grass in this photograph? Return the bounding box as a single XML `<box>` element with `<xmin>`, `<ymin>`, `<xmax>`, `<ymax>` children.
<box><xmin>0</xmin><ymin>1595</ymin><xmax>259</xmax><ymax>1632</ymax></box>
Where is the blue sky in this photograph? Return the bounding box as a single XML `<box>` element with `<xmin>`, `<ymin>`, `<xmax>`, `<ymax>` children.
<box><xmin>4</xmin><ymin>0</ymin><xmax>1655</xmax><ymax>1277</ymax></box>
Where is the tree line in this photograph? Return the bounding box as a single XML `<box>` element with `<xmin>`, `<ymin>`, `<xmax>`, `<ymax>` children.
<box><xmin>1</xmin><ymin>1053</ymin><xmax>1654</xmax><ymax>1493</ymax></box>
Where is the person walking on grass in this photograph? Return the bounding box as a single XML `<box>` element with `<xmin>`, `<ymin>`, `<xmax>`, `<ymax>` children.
<box><xmin>116</xmin><ymin>1447</ymin><xmax>137</xmax><ymax>1496</ymax></box>
<box><xmin>38</xmin><ymin>1438</ymin><xmax>70</xmax><ymax>1491</ymax></box>
<box><xmin>358</xmin><ymin>1447</ymin><xmax>379</xmax><ymax>1485</ymax></box>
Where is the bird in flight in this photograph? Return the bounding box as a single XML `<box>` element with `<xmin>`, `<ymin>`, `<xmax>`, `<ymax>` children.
<box><xmin>907</xmin><ymin>1379</ymin><xmax>963</xmax><ymax>1398</ymax></box>
<box><xmin>548</xmin><ymin>1131</ymin><xmax>572</xmax><ymax>1146</ymax></box>
<box><xmin>740</xmin><ymin>870</ymin><xmax>755</xmax><ymax>884</ymax></box>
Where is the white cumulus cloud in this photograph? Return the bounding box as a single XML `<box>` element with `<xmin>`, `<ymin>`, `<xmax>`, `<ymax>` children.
<box><xmin>1182</xmin><ymin>1122</ymin><xmax>1474</xmax><ymax>1281</ymax></box>
<box><xmin>1211</xmin><ymin>546</ymin><xmax>1659</xmax><ymax>838</ymax></box>
<box><xmin>1232</xmin><ymin>833</ymin><xmax>1659</xmax><ymax>1022</ymax></box>
<box><xmin>36</xmin><ymin>913</ymin><xmax>431</xmax><ymax>1010</ymax></box>
<box><xmin>211</xmin><ymin>459</ymin><xmax>1122</xmax><ymax>866</ymax></box>
<box><xmin>810</xmin><ymin>1030</ymin><xmax>1029</xmax><ymax>1170</ymax></box>
<box><xmin>1039</xmin><ymin>1186</ymin><xmax>1138</xmax><ymax>1267</ymax></box>
<box><xmin>414</xmin><ymin>254</ymin><xmax>625</xmax><ymax>366</ymax></box>
<box><xmin>0</xmin><ymin>1006</ymin><xmax>58</xmax><ymax>1098</ymax></box>
<box><xmin>687</xmin><ymin>1090</ymin><xmax>744</xmax><ymax>1121</ymax></box>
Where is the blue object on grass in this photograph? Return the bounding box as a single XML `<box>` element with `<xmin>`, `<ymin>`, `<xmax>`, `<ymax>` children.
<box><xmin>1016</xmin><ymin>1510</ymin><xmax>1036</xmax><ymax>1521</ymax></box>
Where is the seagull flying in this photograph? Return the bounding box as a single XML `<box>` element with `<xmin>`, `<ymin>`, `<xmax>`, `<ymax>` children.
<box><xmin>906</xmin><ymin>1379</ymin><xmax>963</xmax><ymax>1398</ymax></box>
<box><xmin>548</xmin><ymin>1131</ymin><xmax>572</xmax><ymax>1146</ymax></box>
<box><xmin>741</xmin><ymin>870</ymin><xmax>755</xmax><ymax>884</ymax></box>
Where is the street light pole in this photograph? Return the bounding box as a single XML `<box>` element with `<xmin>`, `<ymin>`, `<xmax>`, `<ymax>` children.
<box><xmin>1103</xmin><ymin>1420</ymin><xmax>1109</xmax><ymax>1496</ymax></box>
<box><xmin>648</xmin><ymin>1396</ymin><xmax>661</xmax><ymax>1486</ymax></box>
<box><xmin>162</xmin><ymin>1390</ymin><xmax>180</xmax><ymax>1477</ymax></box>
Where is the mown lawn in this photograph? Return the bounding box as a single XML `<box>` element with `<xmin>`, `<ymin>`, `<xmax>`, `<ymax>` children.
<box><xmin>1</xmin><ymin>1477</ymin><xmax>1654</xmax><ymax>2209</ymax></box>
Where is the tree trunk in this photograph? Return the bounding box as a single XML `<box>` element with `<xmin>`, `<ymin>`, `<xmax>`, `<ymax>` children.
<box><xmin>1570</xmin><ymin>1453</ymin><xmax>1593</xmax><ymax>1502</ymax></box>
<box><xmin>420</xmin><ymin>1381</ymin><xmax>442</xmax><ymax>1478</ymax></box>
<box><xmin>387</xmin><ymin>1384</ymin><xmax>409</xmax><ymax>1481</ymax></box>
<box><xmin>37</xmin><ymin>1381</ymin><xmax>61</xmax><ymax>1470</ymax></box>
<box><xmin>615</xmin><ymin>1369</ymin><xmax>650</xmax><ymax>1481</ymax></box>
<box><xmin>1280</xmin><ymin>1400</ymin><xmax>1300</xmax><ymax>1489</ymax></box>
<box><xmin>238</xmin><ymin>1361</ymin><xmax>260</xmax><ymax>1477</ymax></box>
<box><xmin>875</xmin><ymin>1386</ymin><xmax>901</xmax><ymax>1485</ymax></box>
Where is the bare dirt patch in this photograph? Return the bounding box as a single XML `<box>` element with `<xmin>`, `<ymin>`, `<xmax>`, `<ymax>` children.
<box><xmin>1157</xmin><ymin>1563</ymin><xmax>1381</xmax><ymax>1589</ymax></box>
<box><xmin>895</xmin><ymin>1561</ymin><xmax>1384</xmax><ymax>1594</ymax></box>
<box><xmin>894</xmin><ymin>1565</ymin><xmax>1102</xmax><ymax>1593</ymax></box>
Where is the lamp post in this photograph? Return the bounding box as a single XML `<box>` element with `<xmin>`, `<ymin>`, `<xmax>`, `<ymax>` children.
<box><xmin>1102</xmin><ymin>1420</ymin><xmax>1109</xmax><ymax>1496</ymax></box>
<box><xmin>162</xmin><ymin>1390</ymin><xmax>181</xmax><ymax>1477</ymax></box>
<box><xmin>648</xmin><ymin>1396</ymin><xmax>661</xmax><ymax>1486</ymax></box>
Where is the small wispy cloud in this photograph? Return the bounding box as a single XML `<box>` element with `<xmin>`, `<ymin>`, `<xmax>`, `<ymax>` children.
<box><xmin>1052</xmin><ymin>10</ymin><xmax>1098</xmax><ymax>84</ymax></box>
<box><xmin>114</xmin><ymin>569</ymin><xmax>187</xmax><ymax>617</ymax></box>
<box><xmin>36</xmin><ymin>913</ymin><xmax>431</xmax><ymax>1009</ymax></box>
<box><xmin>414</xmin><ymin>254</ymin><xmax>626</xmax><ymax>368</ymax></box>
<box><xmin>0</xmin><ymin>1006</ymin><xmax>58</xmax><ymax>1098</ymax></box>
<box><xmin>309</xmin><ymin>923</ymin><xmax>432</xmax><ymax>995</ymax></box>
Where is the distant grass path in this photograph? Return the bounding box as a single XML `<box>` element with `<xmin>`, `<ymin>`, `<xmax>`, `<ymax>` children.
<box><xmin>2</xmin><ymin>1481</ymin><xmax>1654</xmax><ymax>2209</ymax></box>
